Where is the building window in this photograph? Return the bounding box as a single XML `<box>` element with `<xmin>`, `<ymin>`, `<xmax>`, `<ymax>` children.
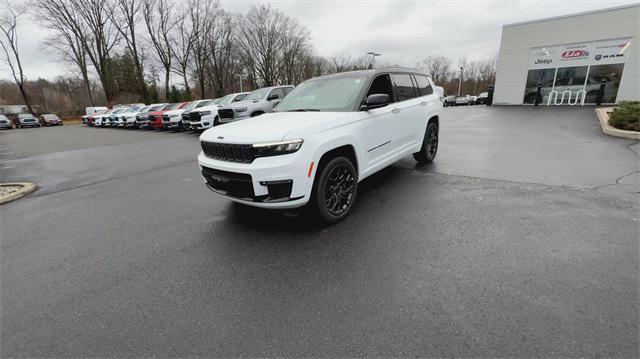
<box><xmin>584</xmin><ymin>64</ymin><xmax>625</xmax><ymax>104</ymax></box>
<box><xmin>523</xmin><ymin>69</ymin><xmax>555</xmax><ymax>104</ymax></box>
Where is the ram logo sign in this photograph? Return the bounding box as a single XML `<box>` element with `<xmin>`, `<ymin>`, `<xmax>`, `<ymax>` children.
<box><xmin>561</xmin><ymin>50</ymin><xmax>589</xmax><ymax>59</ymax></box>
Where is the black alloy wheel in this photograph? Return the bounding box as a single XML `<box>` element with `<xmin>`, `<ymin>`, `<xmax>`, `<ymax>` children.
<box><xmin>413</xmin><ymin>121</ymin><xmax>439</xmax><ymax>163</ymax></box>
<box><xmin>311</xmin><ymin>156</ymin><xmax>358</xmax><ymax>224</ymax></box>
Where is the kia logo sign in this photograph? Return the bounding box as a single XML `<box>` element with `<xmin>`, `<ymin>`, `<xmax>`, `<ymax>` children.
<box><xmin>561</xmin><ymin>50</ymin><xmax>589</xmax><ymax>59</ymax></box>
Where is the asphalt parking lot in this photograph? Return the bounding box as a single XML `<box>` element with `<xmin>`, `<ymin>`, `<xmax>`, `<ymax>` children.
<box><xmin>1</xmin><ymin>106</ymin><xmax>638</xmax><ymax>357</ymax></box>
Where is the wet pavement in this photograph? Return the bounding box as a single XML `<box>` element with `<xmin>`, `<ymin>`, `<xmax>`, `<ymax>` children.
<box><xmin>1</xmin><ymin>106</ymin><xmax>638</xmax><ymax>357</ymax></box>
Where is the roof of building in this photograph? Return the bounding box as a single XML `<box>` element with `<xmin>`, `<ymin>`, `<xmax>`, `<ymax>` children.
<box><xmin>504</xmin><ymin>3</ymin><xmax>639</xmax><ymax>28</ymax></box>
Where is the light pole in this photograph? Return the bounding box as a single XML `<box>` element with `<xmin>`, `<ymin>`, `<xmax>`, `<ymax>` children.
<box><xmin>457</xmin><ymin>66</ymin><xmax>464</xmax><ymax>97</ymax></box>
<box><xmin>237</xmin><ymin>73</ymin><xmax>246</xmax><ymax>92</ymax></box>
<box><xmin>367</xmin><ymin>52</ymin><xmax>381</xmax><ymax>69</ymax></box>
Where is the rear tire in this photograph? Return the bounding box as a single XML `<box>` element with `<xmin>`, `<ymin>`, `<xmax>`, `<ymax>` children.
<box><xmin>309</xmin><ymin>156</ymin><xmax>358</xmax><ymax>224</ymax></box>
<box><xmin>413</xmin><ymin>121</ymin><xmax>439</xmax><ymax>164</ymax></box>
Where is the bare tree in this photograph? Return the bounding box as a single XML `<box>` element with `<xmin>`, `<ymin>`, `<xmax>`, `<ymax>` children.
<box><xmin>205</xmin><ymin>10</ymin><xmax>243</xmax><ymax>96</ymax></box>
<box><xmin>419</xmin><ymin>55</ymin><xmax>451</xmax><ymax>85</ymax></box>
<box><xmin>32</xmin><ymin>0</ymin><xmax>95</xmax><ymax>105</ymax></box>
<box><xmin>328</xmin><ymin>53</ymin><xmax>353</xmax><ymax>73</ymax></box>
<box><xmin>109</xmin><ymin>0</ymin><xmax>149</xmax><ymax>102</ymax></box>
<box><xmin>238</xmin><ymin>5</ymin><xmax>308</xmax><ymax>87</ymax></box>
<box><xmin>171</xmin><ymin>3</ymin><xmax>196</xmax><ymax>95</ymax></box>
<box><xmin>0</xmin><ymin>1</ymin><xmax>33</xmax><ymax>112</ymax></box>
<box><xmin>142</xmin><ymin>0</ymin><xmax>175</xmax><ymax>101</ymax></box>
<box><xmin>188</xmin><ymin>0</ymin><xmax>219</xmax><ymax>98</ymax></box>
<box><xmin>70</xmin><ymin>0</ymin><xmax>120</xmax><ymax>103</ymax></box>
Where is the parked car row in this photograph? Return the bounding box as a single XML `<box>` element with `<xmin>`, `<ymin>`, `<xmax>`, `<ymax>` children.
<box><xmin>84</xmin><ymin>84</ymin><xmax>296</xmax><ymax>133</ymax></box>
<box><xmin>0</xmin><ymin>113</ymin><xmax>64</xmax><ymax>129</ymax></box>
<box><xmin>442</xmin><ymin>92</ymin><xmax>488</xmax><ymax>106</ymax></box>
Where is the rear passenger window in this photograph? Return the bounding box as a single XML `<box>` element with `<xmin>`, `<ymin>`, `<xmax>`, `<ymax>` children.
<box><xmin>414</xmin><ymin>75</ymin><xmax>433</xmax><ymax>96</ymax></box>
<box><xmin>391</xmin><ymin>74</ymin><xmax>417</xmax><ymax>102</ymax></box>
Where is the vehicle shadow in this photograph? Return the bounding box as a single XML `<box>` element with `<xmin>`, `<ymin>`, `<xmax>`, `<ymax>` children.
<box><xmin>222</xmin><ymin>164</ymin><xmax>410</xmax><ymax>233</ymax></box>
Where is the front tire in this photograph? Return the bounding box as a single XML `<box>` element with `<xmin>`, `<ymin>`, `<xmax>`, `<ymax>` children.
<box><xmin>309</xmin><ymin>156</ymin><xmax>358</xmax><ymax>224</ymax></box>
<box><xmin>413</xmin><ymin>121</ymin><xmax>438</xmax><ymax>164</ymax></box>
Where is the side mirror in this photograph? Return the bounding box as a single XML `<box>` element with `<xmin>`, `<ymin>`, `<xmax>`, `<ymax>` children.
<box><xmin>361</xmin><ymin>94</ymin><xmax>390</xmax><ymax>110</ymax></box>
<box><xmin>267</xmin><ymin>94</ymin><xmax>280</xmax><ymax>101</ymax></box>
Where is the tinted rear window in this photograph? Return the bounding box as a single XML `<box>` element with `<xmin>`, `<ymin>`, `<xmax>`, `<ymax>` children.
<box><xmin>391</xmin><ymin>74</ymin><xmax>417</xmax><ymax>101</ymax></box>
<box><xmin>414</xmin><ymin>75</ymin><xmax>433</xmax><ymax>96</ymax></box>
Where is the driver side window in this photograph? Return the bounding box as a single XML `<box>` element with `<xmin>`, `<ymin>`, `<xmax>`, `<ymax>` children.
<box><xmin>269</xmin><ymin>88</ymin><xmax>285</xmax><ymax>100</ymax></box>
<box><xmin>366</xmin><ymin>74</ymin><xmax>394</xmax><ymax>103</ymax></box>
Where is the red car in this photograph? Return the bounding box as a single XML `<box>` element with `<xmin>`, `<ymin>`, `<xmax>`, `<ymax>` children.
<box><xmin>148</xmin><ymin>103</ymin><xmax>187</xmax><ymax>130</ymax></box>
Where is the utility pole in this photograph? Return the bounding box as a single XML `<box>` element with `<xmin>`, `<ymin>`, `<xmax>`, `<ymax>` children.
<box><xmin>367</xmin><ymin>52</ymin><xmax>381</xmax><ymax>69</ymax></box>
<box><xmin>457</xmin><ymin>67</ymin><xmax>464</xmax><ymax>96</ymax></box>
<box><xmin>237</xmin><ymin>73</ymin><xmax>246</xmax><ymax>92</ymax></box>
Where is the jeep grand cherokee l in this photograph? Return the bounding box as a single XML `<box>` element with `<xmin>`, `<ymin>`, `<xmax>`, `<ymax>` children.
<box><xmin>217</xmin><ymin>85</ymin><xmax>294</xmax><ymax>124</ymax></box>
<box><xmin>198</xmin><ymin>67</ymin><xmax>441</xmax><ymax>223</ymax></box>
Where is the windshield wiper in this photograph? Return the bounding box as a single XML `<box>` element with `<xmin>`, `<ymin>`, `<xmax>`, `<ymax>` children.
<box><xmin>287</xmin><ymin>108</ymin><xmax>320</xmax><ymax>112</ymax></box>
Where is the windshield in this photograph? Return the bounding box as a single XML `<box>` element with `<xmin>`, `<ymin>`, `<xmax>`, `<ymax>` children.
<box><xmin>244</xmin><ymin>88</ymin><xmax>270</xmax><ymax>101</ymax></box>
<box><xmin>125</xmin><ymin>105</ymin><xmax>142</xmax><ymax>112</ymax></box>
<box><xmin>163</xmin><ymin>103</ymin><xmax>180</xmax><ymax>110</ymax></box>
<box><xmin>18</xmin><ymin>114</ymin><xmax>34</xmax><ymax>118</ymax></box>
<box><xmin>275</xmin><ymin>76</ymin><xmax>367</xmax><ymax>112</ymax></box>
<box><xmin>184</xmin><ymin>101</ymin><xmax>202</xmax><ymax>110</ymax></box>
<box><xmin>44</xmin><ymin>114</ymin><xmax>59</xmax><ymax>119</ymax></box>
<box><xmin>149</xmin><ymin>105</ymin><xmax>165</xmax><ymax>111</ymax></box>
<box><xmin>217</xmin><ymin>94</ymin><xmax>237</xmax><ymax>105</ymax></box>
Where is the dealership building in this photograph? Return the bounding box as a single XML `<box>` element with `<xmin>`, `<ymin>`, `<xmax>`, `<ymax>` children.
<box><xmin>493</xmin><ymin>4</ymin><xmax>639</xmax><ymax>105</ymax></box>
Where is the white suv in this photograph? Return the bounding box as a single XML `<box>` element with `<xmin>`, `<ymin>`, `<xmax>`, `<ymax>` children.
<box><xmin>198</xmin><ymin>68</ymin><xmax>442</xmax><ymax>223</ymax></box>
<box><xmin>217</xmin><ymin>85</ymin><xmax>294</xmax><ymax>124</ymax></box>
<box><xmin>188</xmin><ymin>92</ymin><xmax>250</xmax><ymax>130</ymax></box>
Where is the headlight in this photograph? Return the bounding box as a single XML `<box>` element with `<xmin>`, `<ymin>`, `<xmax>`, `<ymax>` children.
<box><xmin>253</xmin><ymin>139</ymin><xmax>303</xmax><ymax>157</ymax></box>
<box><xmin>235</xmin><ymin>107</ymin><xmax>248</xmax><ymax>113</ymax></box>
<box><xmin>200</xmin><ymin>111</ymin><xmax>211</xmax><ymax>116</ymax></box>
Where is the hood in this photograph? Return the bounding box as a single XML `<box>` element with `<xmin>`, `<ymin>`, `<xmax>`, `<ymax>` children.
<box><xmin>194</xmin><ymin>104</ymin><xmax>220</xmax><ymax>113</ymax></box>
<box><xmin>163</xmin><ymin>108</ymin><xmax>186</xmax><ymax>116</ymax></box>
<box><xmin>199</xmin><ymin>111</ymin><xmax>357</xmax><ymax>144</ymax></box>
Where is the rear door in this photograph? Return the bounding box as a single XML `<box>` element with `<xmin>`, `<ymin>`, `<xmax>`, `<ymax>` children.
<box><xmin>390</xmin><ymin>73</ymin><xmax>422</xmax><ymax>148</ymax></box>
<box><xmin>410</xmin><ymin>74</ymin><xmax>439</xmax><ymax>144</ymax></box>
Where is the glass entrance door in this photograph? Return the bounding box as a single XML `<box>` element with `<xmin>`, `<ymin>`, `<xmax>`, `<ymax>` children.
<box><xmin>551</xmin><ymin>66</ymin><xmax>588</xmax><ymax>104</ymax></box>
<box><xmin>583</xmin><ymin>64</ymin><xmax>625</xmax><ymax>104</ymax></box>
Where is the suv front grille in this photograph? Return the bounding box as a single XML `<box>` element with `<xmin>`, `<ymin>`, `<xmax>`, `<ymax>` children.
<box><xmin>162</xmin><ymin>115</ymin><xmax>170</xmax><ymax>123</ymax></box>
<box><xmin>201</xmin><ymin>141</ymin><xmax>254</xmax><ymax>163</ymax></box>
<box><xmin>188</xmin><ymin>112</ymin><xmax>202</xmax><ymax>123</ymax></box>
<box><xmin>218</xmin><ymin>108</ymin><xmax>234</xmax><ymax>120</ymax></box>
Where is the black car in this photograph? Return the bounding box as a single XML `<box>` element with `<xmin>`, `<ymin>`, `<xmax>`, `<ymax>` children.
<box><xmin>476</xmin><ymin>92</ymin><xmax>489</xmax><ymax>105</ymax></box>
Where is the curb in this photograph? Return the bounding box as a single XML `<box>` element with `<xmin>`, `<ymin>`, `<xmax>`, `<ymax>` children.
<box><xmin>0</xmin><ymin>182</ymin><xmax>37</xmax><ymax>205</ymax></box>
<box><xmin>595</xmin><ymin>107</ymin><xmax>640</xmax><ymax>140</ymax></box>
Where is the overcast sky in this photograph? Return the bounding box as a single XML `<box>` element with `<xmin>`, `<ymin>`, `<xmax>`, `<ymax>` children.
<box><xmin>2</xmin><ymin>0</ymin><xmax>638</xmax><ymax>82</ymax></box>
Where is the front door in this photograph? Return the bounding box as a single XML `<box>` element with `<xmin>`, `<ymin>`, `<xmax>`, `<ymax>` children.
<box><xmin>361</xmin><ymin>74</ymin><xmax>402</xmax><ymax>170</ymax></box>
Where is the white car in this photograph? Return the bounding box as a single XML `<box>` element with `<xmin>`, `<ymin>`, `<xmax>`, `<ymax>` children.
<box><xmin>198</xmin><ymin>68</ymin><xmax>442</xmax><ymax>223</ymax></box>
<box><xmin>188</xmin><ymin>92</ymin><xmax>250</xmax><ymax>131</ymax></box>
<box><xmin>93</xmin><ymin>109</ymin><xmax>116</xmax><ymax>127</ymax></box>
<box><xmin>217</xmin><ymin>85</ymin><xmax>294</xmax><ymax>124</ymax></box>
<box><xmin>118</xmin><ymin>104</ymin><xmax>147</xmax><ymax>128</ymax></box>
<box><xmin>165</xmin><ymin>99</ymin><xmax>211</xmax><ymax>131</ymax></box>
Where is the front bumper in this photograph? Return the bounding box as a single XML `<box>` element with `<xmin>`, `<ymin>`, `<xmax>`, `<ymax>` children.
<box><xmin>197</xmin><ymin>150</ymin><xmax>313</xmax><ymax>209</ymax></box>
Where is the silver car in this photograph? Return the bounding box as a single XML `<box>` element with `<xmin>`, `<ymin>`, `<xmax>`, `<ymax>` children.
<box><xmin>217</xmin><ymin>85</ymin><xmax>294</xmax><ymax>124</ymax></box>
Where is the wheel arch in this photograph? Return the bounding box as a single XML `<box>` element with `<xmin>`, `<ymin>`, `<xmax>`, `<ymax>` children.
<box><xmin>316</xmin><ymin>144</ymin><xmax>359</xmax><ymax>176</ymax></box>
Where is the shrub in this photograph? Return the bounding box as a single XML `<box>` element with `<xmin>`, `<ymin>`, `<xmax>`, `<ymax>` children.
<box><xmin>609</xmin><ymin>101</ymin><xmax>640</xmax><ymax>132</ymax></box>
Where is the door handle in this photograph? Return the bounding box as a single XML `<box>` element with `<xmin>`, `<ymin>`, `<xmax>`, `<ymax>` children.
<box><xmin>391</xmin><ymin>108</ymin><xmax>400</xmax><ymax>114</ymax></box>
<box><xmin>420</xmin><ymin>101</ymin><xmax>427</xmax><ymax>106</ymax></box>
